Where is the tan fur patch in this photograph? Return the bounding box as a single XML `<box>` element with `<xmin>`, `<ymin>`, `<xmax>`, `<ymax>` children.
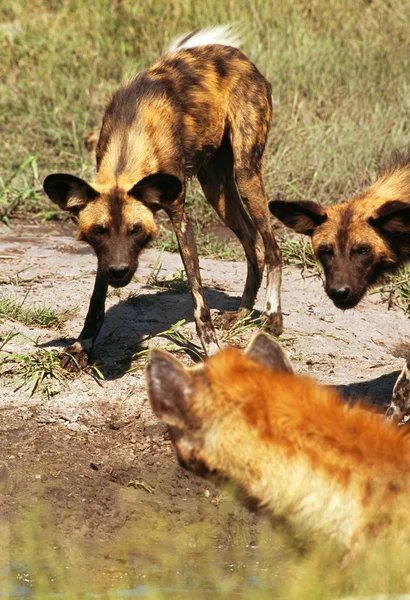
<box><xmin>154</xmin><ymin>346</ymin><xmax>410</xmax><ymax>549</ymax></box>
<box><xmin>77</xmin><ymin>197</ymin><xmax>112</xmax><ymax>234</ymax></box>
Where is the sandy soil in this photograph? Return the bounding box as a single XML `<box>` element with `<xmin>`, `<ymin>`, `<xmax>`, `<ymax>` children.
<box><xmin>0</xmin><ymin>219</ymin><xmax>409</xmax><ymax>569</ymax></box>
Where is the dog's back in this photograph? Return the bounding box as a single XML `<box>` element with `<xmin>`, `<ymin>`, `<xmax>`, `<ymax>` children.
<box><xmin>43</xmin><ymin>28</ymin><xmax>282</xmax><ymax>365</ymax></box>
<box><xmin>96</xmin><ymin>28</ymin><xmax>272</xmax><ymax>189</ymax></box>
<box><xmin>147</xmin><ymin>333</ymin><xmax>410</xmax><ymax>549</ymax></box>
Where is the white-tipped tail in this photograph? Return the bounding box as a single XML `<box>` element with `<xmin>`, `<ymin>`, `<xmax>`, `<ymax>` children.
<box><xmin>166</xmin><ymin>25</ymin><xmax>241</xmax><ymax>54</ymax></box>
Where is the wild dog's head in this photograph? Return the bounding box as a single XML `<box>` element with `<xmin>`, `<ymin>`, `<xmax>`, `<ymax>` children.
<box><xmin>146</xmin><ymin>333</ymin><xmax>293</xmax><ymax>481</ymax></box>
<box><xmin>44</xmin><ymin>173</ymin><xmax>182</xmax><ymax>288</ymax></box>
<box><xmin>270</xmin><ymin>191</ymin><xmax>410</xmax><ymax>310</ymax></box>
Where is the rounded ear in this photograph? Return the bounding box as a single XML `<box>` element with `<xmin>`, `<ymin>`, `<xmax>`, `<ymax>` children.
<box><xmin>269</xmin><ymin>200</ymin><xmax>327</xmax><ymax>236</ymax></box>
<box><xmin>369</xmin><ymin>200</ymin><xmax>410</xmax><ymax>234</ymax></box>
<box><xmin>128</xmin><ymin>172</ymin><xmax>183</xmax><ymax>206</ymax></box>
<box><xmin>43</xmin><ymin>173</ymin><xmax>98</xmax><ymax>213</ymax></box>
<box><xmin>245</xmin><ymin>332</ymin><xmax>293</xmax><ymax>373</ymax></box>
<box><xmin>146</xmin><ymin>349</ymin><xmax>197</xmax><ymax>428</ymax></box>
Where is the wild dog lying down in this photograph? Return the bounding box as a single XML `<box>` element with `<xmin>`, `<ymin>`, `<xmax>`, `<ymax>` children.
<box><xmin>269</xmin><ymin>154</ymin><xmax>410</xmax><ymax>423</ymax></box>
<box><xmin>147</xmin><ymin>333</ymin><xmax>410</xmax><ymax>551</ymax></box>
<box><xmin>43</xmin><ymin>26</ymin><xmax>282</xmax><ymax>369</ymax></box>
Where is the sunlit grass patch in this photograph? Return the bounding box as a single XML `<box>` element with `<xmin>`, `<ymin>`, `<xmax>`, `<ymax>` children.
<box><xmin>0</xmin><ymin>331</ymin><xmax>102</xmax><ymax>397</ymax></box>
<box><xmin>0</xmin><ymin>295</ymin><xmax>71</xmax><ymax>329</ymax></box>
<box><xmin>371</xmin><ymin>266</ymin><xmax>410</xmax><ymax>312</ymax></box>
<box><xmin>278</xmin><ymin>234</ymin><xmax>318</xmax><ymax>273</ymax></box>
<box><xmin>145</xmin><ymin>251</ymin><xmax>190</xmax><ymax>294</ymax></box>
<box><xmin>197</xmin><ymin>231</ymin><xmax>244</xmax><ymax>261</ymax></box>
<box><xmin>148</xmin><ymin>267</ymin><xmax>189</xmax><ymax>294</ymax></box>
<box><xmin>0</xmin><ymin>156</ymin><xmax>45</xmax><ymax>226</ymax></box>
<box><xmin>155</xmin><ymin>225</ymin><xmax>244</xmax><ymax>261</ymax></box>
<box><xmin>128</xmin><ymin>318</ymin><xmax>202</xmax><ymax>371</ymax></box>
<box><xmin>3</xmin><ymin>0</ymin><xmax>410</xmax><ymax>224</ymax></box>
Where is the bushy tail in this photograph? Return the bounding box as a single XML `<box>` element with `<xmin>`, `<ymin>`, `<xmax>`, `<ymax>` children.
<box><xmin>166</xmin><ymin>25</ymin><xmax>241</xmax><ymax>54</ymax></box>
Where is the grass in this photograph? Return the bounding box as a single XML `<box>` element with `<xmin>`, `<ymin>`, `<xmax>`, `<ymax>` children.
<box><xmin>2</xmin><ymin>0</ymin><xmax>410</xmax><ymax>221</ymax></box>
<box><xmin>2</xmin><ymin>1</ymin><xmax>410</xmax><ymax>595</ymax></box>
<box><xmin>155</xmin><ymin>224</ymin><xmax>318</xmax><ymax>271</ymax></box>
<box><xmin>278</xmin><ymin>233</ymin><xmax>318</xmax><ymax>272</ymax></box>
<box><xmin>0</xmin><ymin>331</ymin><xmax>73</xmax><ymax>397</ymax></box>
<box><xmin>145</xmin><ymin>249</ymin><xmax>190</xmax><ymax>293</ymax></box>
<box><xmin>0</xmin><ymin>331</ymin><xmax>103</xmax><ymax>397</ymax></box>
<box><xmin>0</xmin><ymin>294</ymin><xmax>71</xmax><ymax>329</ymax></box>
<box><xmin>0</xmin><ymin>156</ymin><xmax>43</xmax><ymax>225</ymax></box>
<box><xmin>147</xmin><ymin>265</ymin><xmax>190</xmax><ymax>294</ymax></box>
<box><xmin>3</xmin><ymin>501</ymin><xmax>410</xmax><ymax>599</ymax></box>
<box><xmin>128</xmin><ymin>318</ymin><xmax>203</xmax><ymax>370</ymax></box>
<box><xmin>372</xmin><ymin>265</ymin><xmax>410</xmax><ymax>312</ymax></box>
<box><xmin>156</xmin><ymin>223</ymin><xmax>245</xmax><ymax>261</ymax></box>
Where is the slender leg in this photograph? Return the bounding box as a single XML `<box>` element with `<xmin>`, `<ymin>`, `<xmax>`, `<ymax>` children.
<box><xmin>166</xmin><ymin>205</ymin><xmax>219</xmax><ymax>356</ymax></box>
<box><xmin>235</xmin><ymin>171</ymin><xmax>283</xmax><ymax>335</ymax></box>
<box><xmin>385</xmin><ymin>353</ymin><xmax>410</xmax><ymax>425</ymax></box>
<box><xmin>61</xmin><ymin>272</ymin><xmax>108</xmax><ymax>371</ymax></box>
<box><xmin>197</xmin><ymin>136</ymin><xmax>265</xmax><ymax>325</ymax></box>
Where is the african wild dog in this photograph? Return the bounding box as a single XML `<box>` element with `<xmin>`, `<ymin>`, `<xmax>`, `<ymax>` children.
<box><xmin>269</xmin><ymin>154</ymin><xmax>410</xmax><ymax>424</ymax></box>
<box><xmin>43</xmin><ymin>26</ymin><xmax>282</xmax><ymax>369</ymax></box>
<box><xmin>147</xmin><ymin>332</ymin><xmax>410</xmax><ymax>553</ymax></box>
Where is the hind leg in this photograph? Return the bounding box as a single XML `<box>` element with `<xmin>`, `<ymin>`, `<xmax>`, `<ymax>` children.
<box><xmin>228</xmin><ymin>95</ymin><xmax>283</xmax><ymax>335</ymax></box>
<box><xmin>198</xmin><ymin>136</ymin><xmax>265</xmax><ymax>326</ymax></box>
<box><xmin>386</xmin><ymin>353</ymin><xmax>410</xmax><ymax>425</ymax></box>
<box><xmin>234</xmin><ymin>168</ymin><xmax>282</xmax><ymax>335</ymax></box>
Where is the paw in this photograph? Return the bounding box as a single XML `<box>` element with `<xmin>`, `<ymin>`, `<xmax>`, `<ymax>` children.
<box><xmin>213</xmin><ymin>309</ymin><xmax>250</xmax><ymax>331</ymax></box>
<box><xmin>387</xmin><ymin>360</ymin><xmax>410</xmax><ymax>424</ymax></box>
<box><xmin>60</xmin><ymin>343</ymin><xmax>89</xmax><ymax>372</ymax></box>
<box><xmin>261</xmin><ymin>312</ymin><xmax>283</xmax><ymax>337</ymax></box>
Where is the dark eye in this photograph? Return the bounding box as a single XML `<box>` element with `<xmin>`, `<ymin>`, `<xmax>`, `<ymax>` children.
<box><xmin>353</xmin><ymin>245</ymin><xmax>371</xmax><ymax>256</ymax></box>
<box><xmin>92</xmin><ymin>225</ymin><xmax>108</xmax><ymax>235</ymax></box>
<box><xmin>318</xmin><ymin>245</ymin><xmax>334</xmax><ymax>257</ymax></box>
<box><xmin>129</xmin><ymin>223</ymin><xmax>143</xmax><ymax>236</ymax></box>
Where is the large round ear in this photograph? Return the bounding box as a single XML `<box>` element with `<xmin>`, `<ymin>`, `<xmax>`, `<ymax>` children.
<box><xmin>43</xmin><ymin>173</ymin><xmax>98</xmax><ymax>213</ymax></box>
<box><xmin>146</xmin><ymin>349</ymin><xmax>198</xmax><ymax>429</ymax></box>
<box><xmin>369</xmin><ymin>200</ymin><xmax>410</xmax><ymax>234</ymax></box>
<box><xmin>128</xmin><ymin>172</ymin><xmax>183</xmax><ymax>207</ymax></box>
<box><xmin>245</xmin><ymin>332</ymin><xmax>293</xmax><ymax>373</ymax></box>
<box><xmin>269</xmin><ymin>200</ymin><xmax>327</xmax><ymax>236</ymax></box>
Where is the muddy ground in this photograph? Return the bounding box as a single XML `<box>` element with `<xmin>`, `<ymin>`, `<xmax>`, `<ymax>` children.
<box><xmin>1</xmin><ymin>219</ymin><xmax>410</xmax><ymax>583</ymax></box>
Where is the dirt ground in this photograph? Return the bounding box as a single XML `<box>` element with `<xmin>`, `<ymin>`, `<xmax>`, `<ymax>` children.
<box><xmin>1</xmin><ymin>219</ymin><xmax>410</xmax><ymax>575</ymax></box>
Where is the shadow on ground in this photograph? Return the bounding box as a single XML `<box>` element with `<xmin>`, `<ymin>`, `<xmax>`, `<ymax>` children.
<box><xmin>337</xmin><ymin>370</ymin><xmax>400</xmax><ymax>410</ymax></box>
<box><xmin>44</xmin><ymin>286</ymin><xmax>240</xmax><ymax>379</ymax></box>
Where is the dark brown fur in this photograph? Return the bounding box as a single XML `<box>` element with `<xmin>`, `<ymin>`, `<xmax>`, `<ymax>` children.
<box><xmin>270</xmin><ymin>156</ymin><xmax>410</xmax><ymax>309</ymax></box>
<box><xmin>44</xmin><ymin>33</ymin><xmax>283</xmax><ymax>368</ymax></box>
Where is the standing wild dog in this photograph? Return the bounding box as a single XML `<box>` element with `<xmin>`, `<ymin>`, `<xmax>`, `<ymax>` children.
<box><xmin>43</xmin><ymin>26</ymin><xmax>282</xmax><ymax>369</ymax></box>
<box><xmin>147</xmin><ymin>333</ymin><xmax>410</xmax><ymax>552</ymax></box>
<box><xmin>269</xmin><ymin>154</ymin><xmax>410</xmax><ymax>424</ymax></box>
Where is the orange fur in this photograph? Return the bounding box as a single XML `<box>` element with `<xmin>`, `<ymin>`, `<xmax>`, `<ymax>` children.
<box><xmin>147</xmin><ymin>334</ymin><xmax>410</xmax><ymax>550</ymax></box>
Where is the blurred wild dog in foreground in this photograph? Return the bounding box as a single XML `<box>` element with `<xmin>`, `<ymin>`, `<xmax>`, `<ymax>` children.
<box><xmin>43</xmin><ymin>26</ymin><xmax>282</xmax><ymax>369</ymax></box>
<box><xmin>269</xmin><ymin>154</ymin><xmax>410</xmax><ymax>424</ymax></box>
<box><xmin>147</xmin><ymin>333</ymin><xmax>410</xmax><ymax>554</ymax></box>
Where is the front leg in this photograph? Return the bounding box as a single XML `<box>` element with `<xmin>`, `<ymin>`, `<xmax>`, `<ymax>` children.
<box><xmin>167</xmin><ymin>207</ymin><xmax>219</xmax><ymax>356</ymax></box>
<box><xmin>385</xmin><ymin>353</ymin><xmax>410</xmax><ymax>425</ymax></box>
<box><xmin>61</xmin><ymin>272</ymin><xmax>108</xmax><ymax>371</ymax></box>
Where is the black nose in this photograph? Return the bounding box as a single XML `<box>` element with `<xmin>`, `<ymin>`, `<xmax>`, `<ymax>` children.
<box><xmin>108</xmin><ymin>266</ymin><xmax>130</xmax><ymax>280</ymax></box>
<box><xmin>328</xmin><ymin>286</ymin><xmax>351</xmax><ymax>302</ymax></box>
